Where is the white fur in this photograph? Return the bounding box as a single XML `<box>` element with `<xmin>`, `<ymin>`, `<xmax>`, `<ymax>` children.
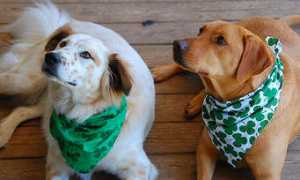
<box><xmin>6</xmin><ymin>1</ymin><xmax>157</xmax><ymax>180</ymax></box>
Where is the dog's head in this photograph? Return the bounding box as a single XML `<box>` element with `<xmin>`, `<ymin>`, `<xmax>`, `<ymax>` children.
<box><xmin>173</xmin><ymin>21</ymin><xmax>274</xmax><ymax>82</ymax></box>
<box><xmin>42</xmin><ymin>24</ymin><xmax>132</xmax><ymax>98</ymax></box>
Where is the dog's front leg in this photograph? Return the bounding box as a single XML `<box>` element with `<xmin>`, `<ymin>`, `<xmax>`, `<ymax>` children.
<box><xmin>184</xmin><ymin>90</ymin><xmax>206</xmax><ymax>119</ymax></box>
<box><xmin>197</xmin><ymin>129</ymin><xmax>218</xmax><ymax>180</ymax></box>
<box><xmin>0</xmin><ymin>102</ymin><xmax>44</xmax><ymax>147</ymax></box>
<box><xmin>78</xmin><ymin>173</ymin><xmax>92</xmax><ymax>180</ymax></box>
<box><xmin>151</xmin><ymin>63</ymin><xmax>183</xmax><ymax>82</ymax></box>
<box><xmin>46</xmin><ymin>149</ymin><xmax>72</xmax><ymax>180</ymax></box>
<box><xmin>116</xmin><ymin>149</ymin><xmax>158</xmax><ymax>180</ymax></box>
<box><xmin>245</xmin><ymin>140</ymin><xmax>288</xmax><ymax>180</ymax></box>
<box><xmin>0</xmin><ymin>73</ymin><xmax>46</xmax><ymax>97</ymax></box>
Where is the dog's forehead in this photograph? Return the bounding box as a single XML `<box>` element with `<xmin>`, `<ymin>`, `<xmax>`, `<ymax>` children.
<box><xmin>203</xmin><ymin>21</ymin><xmax>239</xmax><ymax>34</ymax></box>
<box><xmin>64</xmin><ymin>34</ymin><xmax>108</xmax><ymax>52</ymax></box>
<box><xmin>201</xmin><ymin>22</ymin><xmax>242</xmax><ymax>42</ymax></box>
<box><xmin>66</xmin><ymin>34</ymin><xmax>96</xmax><ymax>44</ymax></box>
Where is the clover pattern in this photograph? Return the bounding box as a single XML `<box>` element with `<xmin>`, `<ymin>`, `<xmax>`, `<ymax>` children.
<box><xmin>202</xmin><ymin>36</ymin><xmax>284</xmax><ymax>167</ymax></box>
<box><xmin>50</xmin><ymin>97</ymin><xmax>128</xmax><ymax>173</ymax></box>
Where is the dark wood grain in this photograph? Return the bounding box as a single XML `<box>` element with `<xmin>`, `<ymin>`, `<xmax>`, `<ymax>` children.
<box><xmin>0</xmin><ymin>1</ymin><xmax>300</xmax><ymax>180</ymax></box>
<box><xmin>0</xmin><ymin>2</ymin><xmax>299</xmax><ymax>23</ymax></box>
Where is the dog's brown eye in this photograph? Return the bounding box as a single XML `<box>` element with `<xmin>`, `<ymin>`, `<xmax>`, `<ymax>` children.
<box><xmin>215</xmin><ymin>35</ymin><xmax>226</xmax><ymax>45</ymax></box>
<box><xmin>59</xmin><ymin>41</ymin><xmax>67</xmax><ymax>48</ymax></box>
<box><xmin>80</xmin><ymin>51</ymin><xmax>92</xmax><ymax>59</ymax></box>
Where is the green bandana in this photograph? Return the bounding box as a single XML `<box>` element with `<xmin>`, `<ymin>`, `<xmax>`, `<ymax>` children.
<box><xmin>50</xmin><ymin>96</ymin><xmax>127</xmax><ymax>173</ymax></box>
<box><xmin>202</xmin><ymin>36</ymin><xmax>284</xmax><ymax>167</ymax></box>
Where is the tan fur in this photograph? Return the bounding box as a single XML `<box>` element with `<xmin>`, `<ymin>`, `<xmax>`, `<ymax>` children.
<box><xmin>152</xmin><ymin>15</ymin><xmax>300</xmax><ymax>179</ymax></box>
<box><xmin>0</xmin><ymin>32</ymin><xmax>47</xmax><ymax>147</ymax></box>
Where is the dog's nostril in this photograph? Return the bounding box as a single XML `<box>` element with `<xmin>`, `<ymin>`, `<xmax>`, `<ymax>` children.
<box><xmin>174</xmin><ymin>40</ymin><xmax>188</xmax><ymax>51</ymax></box>
<box><xmin>178</xmin><ymin>40</ymin><xmax>188</xmax><ymax>50</ymax></box>
<box><xmin>45</xmin><ymin>53</ymin><xmax>61</xmax><ymax>65</ymax></box>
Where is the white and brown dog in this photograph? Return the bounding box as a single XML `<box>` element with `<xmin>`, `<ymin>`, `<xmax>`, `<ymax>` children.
<box><xmin>1</xmin><ymin>2</ymin><xmax>157</xmax><ymax>180</ymax></box>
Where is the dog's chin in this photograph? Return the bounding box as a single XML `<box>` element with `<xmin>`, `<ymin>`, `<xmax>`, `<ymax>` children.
<box><xmin>42</xmin><ymin>66</ymin><xmax>77</xmax><ymax>87</ymax></box>
<box><xmin>174</xmin><ymin>58</ymin><xmax>188</xmax><ymax>70</ymax></box>
<box><xmin>174</xmin><ymin>59</ymin><xmax>198</xmax><ymax>73</ymax></box>
<box><xmin>44</xmin><ymin>72</ymin><xmax>77</xmax><ymax>87</ymax></box>
<box><xmin>52</xmin><ymin>78</ymin><xmax>77</xmax><ymax>87</ymax></box>
<box><xmin>174</xmin><ymin>58</ymin><xmax>210</xmax><ymax>76</ymax></box>
<box><xmin>198</xmin><ymin>71</ymin><xmax>209</xmax><ymax>76</ymax></box>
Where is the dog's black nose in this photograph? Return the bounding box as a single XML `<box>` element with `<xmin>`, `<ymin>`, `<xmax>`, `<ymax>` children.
<box><xmin>42</xmin><ymin>53</ymin><xmax>61</xmax><ymax>77</ymax></box>
<box><xmin>173</xmin><ymin>40</ymin><xmax>188</xmax><ymax>65</ymax></box>
<box><xmin>45</xmin><ymin>52</ymin><xmax>61</xmax><ymax>66</ymax></box>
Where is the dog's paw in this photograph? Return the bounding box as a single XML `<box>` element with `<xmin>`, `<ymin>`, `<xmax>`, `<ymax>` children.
<box><xmin>0</xmin><ymin>125</ymin><xmax>13</xmax><ymax>148</ymax></box>
<box><xmin>184</xmin><ymin>101</ymin><xmax>202</xmax><ymax>120</ymax></box>
<box><xmin>151</xmin><ymin>67</ymin><xmax>170</xmax><ymax>83</ymax></box>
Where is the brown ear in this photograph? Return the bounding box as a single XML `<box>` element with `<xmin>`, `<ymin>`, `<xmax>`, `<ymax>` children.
<box><xmin>45</xmin><ymin>24</ymin><xmax>73</xmax><ymax>52</ymax></box>
<box><xmin>236</xmin><ymin>35</ymin><xmax>273</xmax><ymax>81</ymax></box>
<box><xmin>109</xmin><ymin>54</ymin><xmax>132</xmax><ymax>95</ymax></box>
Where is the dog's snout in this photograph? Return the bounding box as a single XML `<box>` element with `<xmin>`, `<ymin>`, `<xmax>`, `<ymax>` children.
<box><xmin>42</xmin><ymin>52</ymin><xmax>61</xmax><ymax>77</ymax></box>
<box><xmin>45</xmin><ymin>53</ymin><xmax>61</xmax><ymax>65</ymax></box>
<box><xmin>173</xmin><ymin>40</ymin><xmax>188</xmax><ymax>65</ymax></box>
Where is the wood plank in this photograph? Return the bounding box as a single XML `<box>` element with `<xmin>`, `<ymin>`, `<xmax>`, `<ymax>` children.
<box><xmin>0</xmin><ymin>2</ymin><xmax>300</xmax><ymax>24</ymax></box>
<box><xmin>1</xmin><ymin>22</ymin><xmax>299</xmax><ymax>45</ymax></box>
<box><xmin>155</xmin><ymin>74</ymin><xmax>202</xmax><ymax>94</ymax></box>
<box><xmin>135</xmin><ymin>45</ymin><xmax>175</xmax><ymax>66</ymax></box>
<box><xmin>282</xmin><ymin>150</ymin><xmax>300</xmax><ymax>180</ymax></box>
<box><xmin>0</xmin><ymin>155</ymin><xmax>255</xmax><ymax>180</ymax></box>
<box><xmin>146</xmin><ymin>122</ymin><xmax>202</xmax><ymax>154</ymax></box>
<box><xmin>4</xmin><ymin>120</ymin><xmax>300</xmax><ymax>158</ymax></box>
<box><xmin>155</xmin><ymin>95</ymin><xmax>202</xmax><ymax>122</ymax></box>
<box><xmin>0</xmin><ymin>126</ymin><xmax>46</xmax><ymax>158</ymax></box>
<box><xmin>20</xmin><ymin>94</ymin><xmax>203</xmax><ymax>128</ymax></box>
<box><xmin>20</xmin><ymin>94</ymin><xmax>204</xmax><ymax>128</ymax></box>
<box><xmin>0</xmin><ymin>19</ymin><xmax>199</xmax><ymax>45</ymax></box>
<box><xmin>0</xmin><ymin>158</ymin><xmax>45</xmax><ymax>180</ymax></box>
<box><xmin>0</xmin><ymin>121</ymin><xmax>203</xmax><ymax>158</ymax></box>
<box><xmin>108</xmin><ymin>22</ymin><xmax>199</xmax><ymax>45</ymax></box>
<box><xmin>0</xmin><ymin>0</ymin><xmax>268</xmax><ymax>3</ymax></box>
<box><xmin>0</xmin><ymin>0</ymin><xmax>279</xmax><ymax>3</ymax></box>
<box><xmin>0</xmin><ymin>154</ymin><xmax>193</xmax><ymax>180</ymax></box>
<box><xmin>0</xmin><ymin>0</ymin><xmax>213</xmax><ymax>3</ymax></box>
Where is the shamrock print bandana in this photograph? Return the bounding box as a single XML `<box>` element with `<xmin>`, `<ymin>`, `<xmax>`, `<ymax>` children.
<box><xmin>50</xmin><ymin>96</ymin><xmax>127</xmax><ymax>173</ymax></box>
<box><xmin>202</xmin><ymin>36</ymin><xmax>284</xmax><ymax>167</ymax></box>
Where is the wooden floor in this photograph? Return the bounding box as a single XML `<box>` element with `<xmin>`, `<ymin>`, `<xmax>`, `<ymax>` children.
<box><xmin>1</xmin><ymin>0</ymin><xmax>300</xmax><ymax>179</ymax></box>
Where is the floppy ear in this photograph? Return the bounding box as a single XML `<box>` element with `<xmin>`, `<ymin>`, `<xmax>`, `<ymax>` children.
<box><xmin>108</xmin><ymin>54</ymin><xmax>132</xmax><ymax>95</ymax></box>
<box><xmin>236</xmin><ymin>35</ymin><xmax>274</xmax><ymax>81</ymax></box>
<box><xmin>45</xmin><ymin>24</ymin><xmax>74</xmax><ymax>52</ymax></box>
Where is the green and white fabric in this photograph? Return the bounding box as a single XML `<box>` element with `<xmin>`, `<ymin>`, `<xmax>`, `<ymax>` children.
<box><xmin>50</xmin><ymin>96</ymin><xmax>127</xmax><ymax>173</ymax></box>
<box><xmin>202</xmin><ymin>36</ymin><xmax>284</xmax><ymax>167</ymax></box>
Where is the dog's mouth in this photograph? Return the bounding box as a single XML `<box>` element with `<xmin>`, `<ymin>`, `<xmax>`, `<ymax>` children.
<box><xmin>67</xmin><ymin>81</ymin><xmax>77</xmax><ymax>86</ymax></box>
<box><xmin>173</xmin><ymin>56</ymin><xmax>210</xmax><ymax>76</ymax></box>
<box><xmin>42</xmin><ymin>64</ymin><xmax>77</xmax><ymax>87</ymax></box>
<box><xmin>198</xmin><ymin>70</ymin><xmax>209</xmax><ymax>76</ymax></box>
